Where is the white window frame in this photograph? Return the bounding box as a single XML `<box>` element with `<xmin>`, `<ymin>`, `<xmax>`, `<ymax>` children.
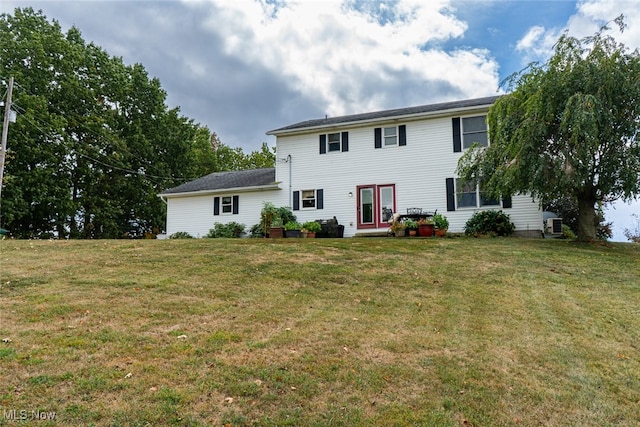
<box><xmin>327</xmin><ymin>133</ymin><xmax>341</xmax><ymax>152</ymax></box>
<box><xmin>301</xmin><ymin>189</ymin><xmax>316</xmax><ymax>209</ymax></box>
<box><xmin>384</xmin><ymin>126</ymin><xmax>397</xmax><ymax>146</ymax></box>
<box><xmin>221</xmin><ymin>196</ymin><xmax>234</xmax><ymax>214</ymax></box>
<box><xmin>462</xmin><ymin>115</ymin><xmax>488</xmax><ymax>150</ymax></box>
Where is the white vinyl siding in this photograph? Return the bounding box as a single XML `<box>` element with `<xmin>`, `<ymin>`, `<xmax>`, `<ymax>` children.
<box><xmin>275</xmin><ymin>111</ymin><xmax>541</xmax><ymax>237</ymax></box>
<box><xmin>165</xmin><ymin>189</ymin><xmax>284</xmax><ymax>238</ymax></box>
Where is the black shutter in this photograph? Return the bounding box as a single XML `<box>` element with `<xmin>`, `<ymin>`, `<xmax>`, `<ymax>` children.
<box><xmin>446</xmin><ymin>178</ymin><xmax>456</xmax><ymax>212</ymax></box>
<box><xmin>502</xmin><ymin>196</ymin><xmax>512</xmax><ymax>209</ymax></box>
<box><xmin>232</xmin><ymin>195</ymin><xmax>239</xmax><ymax>214</ymax></box>
<box><xmin>213</xmin><ymin>196</ymin><xmax>220</xmax><ymax>215</ymax></box>
<box><xmin>319</xmin><ymin>135</ymin><xmax>327</xmax><ymax>154</ymax></box>
<box><xmin>293</xmin><ymin>191</ymin><xmax>300</xmax><ymax>211</ymax></box>
<box><xmin>317</xmin><ymin>189</ymin><xmax>323</xmax><ymax>210</ymax></box>
<box><xmin>399</xmin><ymin>125</ymin><xmax>407</xmax><ymax>146</ymax></box>
<box><xmin>452</xmin><ymin>117</ymin><xmax>461</xmax><ymax>152</ymax></box>
<box><xmin>341</xmin><ymin>132</ymin><xmax>349</xmax><ymax>152</ymax></box>
<box><xmin>374</xmin><ymin>128</ymin><xmax>382</xmax><ymax>148</ymax></box>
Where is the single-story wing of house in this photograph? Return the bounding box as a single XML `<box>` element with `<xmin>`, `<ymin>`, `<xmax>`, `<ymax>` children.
<box><xmin>159</xmin><ymin>96</ymin><xmax>543</xmax><ymax>238</ymax></box>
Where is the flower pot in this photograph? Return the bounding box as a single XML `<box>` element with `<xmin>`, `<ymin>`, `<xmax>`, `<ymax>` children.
<box><xmin>394</xmin><ymin>229</ymin><xmax>406</xmax><ymax>237</ymax></box>
<box><xmin>285</xmin><ymin>229</ymin><xmax>301</xmax><ymax>238</ymax></box>
<box><xmin>435</xmin><ymin>228</ymin><xmax>447</xmax><ymax>237</ymax></box>
<box><xmin>269</xmin><ymin>227</ymin><xmax>284</xmax><ymax>238</ymax></box>
<box><xmin>408</xmin><ymin>229</ymin><xmax>417</xmax><ymax>237</ymax></box>
<box><xmin>307</xmin><ymin>231</ymin><xmax>316</xmax><ymax>238</ymax></box>
<box><xmin>418</xmin><ymin>224</ymin><xmax>434</xmax><ymax>237</ymax></box>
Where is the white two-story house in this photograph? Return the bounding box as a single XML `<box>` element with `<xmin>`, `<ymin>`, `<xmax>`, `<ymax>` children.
<box><xmin>159</xmin><ymin>96</ymin><xmax>543</xmax><ymax>238</ymax></box>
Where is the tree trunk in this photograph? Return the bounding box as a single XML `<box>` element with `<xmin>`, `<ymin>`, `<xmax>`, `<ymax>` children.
<box><xmin>576</xmin><ymin>196</ymin><xmax>597</xmax><ymax>241</ymax></box>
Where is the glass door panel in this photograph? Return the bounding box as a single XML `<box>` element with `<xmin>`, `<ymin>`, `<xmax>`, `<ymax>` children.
<box><xmin>360</xmin><ymin>187</ymin><xmax>374</xmax><ymax>225</ymax></box>
<box><xmin>379</xmin><ymin>186</ymin><xmax>394</xmax><ymax>224</ymax></box>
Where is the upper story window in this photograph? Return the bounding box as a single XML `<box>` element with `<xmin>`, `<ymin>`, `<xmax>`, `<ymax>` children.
<box><xmin>453</xmin><ymin>115</ymin><xmax>488</xmax><ymax>152</ymax></box>
<box><xmin>328</xmin><ymin>133</ymin><xmax>341</xmax><ymax>152</ymax></box>
<box><xmin>320</xmin><ymin>132</ymin><xmax>349</xmax><ymax>154</ymax></box>
<box><xmin>375</xmin><ymin>125</ymin><xmax>406</xmax><ymax>148</ymax></box>
<box><xmin>462</xmin><ymin>116</ymin><xmax>488</xmax><ymax>149</ymax></box>
<box><xmin>384</xmin><ymin>127</ymin><xmax>397</xmax><ymax>146</ymax></box>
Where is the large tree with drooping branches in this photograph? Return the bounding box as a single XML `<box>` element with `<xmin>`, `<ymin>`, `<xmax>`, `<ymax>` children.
<box><xmin>457</xmin><ymin>16</ymin><xmax>640</xmax><ymax>241</ymax></box>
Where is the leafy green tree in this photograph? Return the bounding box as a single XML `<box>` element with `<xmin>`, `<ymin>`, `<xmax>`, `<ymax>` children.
<box><xmin>457</xmin><ymin>17</ymin><xmax>640</xmax><ymax>241</ymax></box>
<box><xmin>1</xmin><ymin>7</ymin><xmax>274</xmax><ymax>238</ymax></box>
<box><xmin>0</xmin><ymin>8</ymin><xmax>208</xmax><ymax>238</ymax></box>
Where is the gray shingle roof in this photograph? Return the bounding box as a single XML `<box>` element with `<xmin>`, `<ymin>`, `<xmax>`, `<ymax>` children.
<box><xmin>267</xmin><ymin>95</ymin><xmax>500</xmax><ymax>134</ymax></box>
<box><xmin>159</xmin><ymin>168</ymin><xmax>276</xmax><ymax>195</ymax></box>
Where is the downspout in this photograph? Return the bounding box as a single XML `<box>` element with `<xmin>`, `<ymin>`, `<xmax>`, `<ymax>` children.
<box><xmin>288</xmin><ymin>154</ymin><xmax>292</xmax><ymax>208</ymax></box>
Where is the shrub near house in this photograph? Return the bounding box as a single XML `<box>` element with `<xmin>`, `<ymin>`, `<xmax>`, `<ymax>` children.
<box><xmin>464</xmin><ymin>210</ymin><xmax>515</xmax><ymax>237</ymax></box>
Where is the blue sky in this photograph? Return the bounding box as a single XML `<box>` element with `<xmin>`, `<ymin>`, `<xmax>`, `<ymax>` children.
<box><xmin>1</xmin><ymin>0</ymin><xmax>639</xmax><ymax>240</ymax></box>
<box><xmin>450</xmin><ymin>0</ymin><xmax>581</xmax><ymax>80</ymax></box>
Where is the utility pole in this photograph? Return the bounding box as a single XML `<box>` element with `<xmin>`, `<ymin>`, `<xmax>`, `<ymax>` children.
<box><xmin>0</xmin><ymin>76</ymin><xmax>14</xmax><ymax>201</ymax></box>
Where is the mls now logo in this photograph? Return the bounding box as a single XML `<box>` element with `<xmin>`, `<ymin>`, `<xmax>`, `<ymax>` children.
<box><xmin>4</xmin><ymin>409</ymin><xmax>56</xmax><ymax>421</ymax></box>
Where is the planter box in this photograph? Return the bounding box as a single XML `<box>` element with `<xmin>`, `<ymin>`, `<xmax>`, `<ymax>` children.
<box><xmin>270</xmin><ymin>227</ymin><xmax>284</xmax><ymax>238</ymax></box>
<box><xmin>285</xmin><ymin>229</ymin><xmax>301</xmax><ymax>238</ymax></box>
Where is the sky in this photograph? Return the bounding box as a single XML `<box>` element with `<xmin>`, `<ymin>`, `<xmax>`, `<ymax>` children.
<box><xmin>1</xmin><ymin>0</ymin><xmax>639</xmax><ymax>241</ymax></box>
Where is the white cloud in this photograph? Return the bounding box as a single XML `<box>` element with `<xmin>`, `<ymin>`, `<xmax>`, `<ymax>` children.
<box><xmin>515</xmin><ymin>25</ymin><xmax>564</xmax><ymax>65</ymax></box>
<box><xmin>194</xmin><ymin>0</ymin><xmax>499</xmax><ymax>116</ymax></box>
<box><xmin>515</xmin><ymin>0</ymin><xmax>640</xmax><ymax>65</ymax></box>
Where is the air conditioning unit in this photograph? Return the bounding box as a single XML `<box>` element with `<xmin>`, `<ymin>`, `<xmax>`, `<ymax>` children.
<box><xmin>547</xmin><ymin>218</ymin><xmax>563</xmax><ymax>235</ymax></box>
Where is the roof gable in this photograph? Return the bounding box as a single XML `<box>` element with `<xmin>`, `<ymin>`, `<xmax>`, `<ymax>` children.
<box><xmin>160</xmin><ymin>168</ymin><xmax>276</xmax><ymax>196</ymax></box>
<box><xmin>267</xmin><ymin>95</ymin><xmax>500</xmax><ymax>135</ymax></box>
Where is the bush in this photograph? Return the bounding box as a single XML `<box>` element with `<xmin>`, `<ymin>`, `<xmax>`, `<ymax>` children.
<box><xmin>432</xmin><ymin>213</ymin><xmax>449</xmax><ymax>230</ymax></box>
<box><xmin>302</xmin><ymin>221</ymin><xmax>322</xmax><ymax>233</ymax></box>
<box><xmin>249</xmin><ymin>223</ymin><xmax>264</xmax><ymax>238</ymax></box>
<box><xmin>206</xmin><ymin>222</ymin><xmax>245</xmax><ymax>238</ymax></box>
<box><xmin>276</xmin><ymin>207</ymin><xmax>297</xmax><ymax>227</ymax></box>
<box><xmin>284</xmin><ymin>221</ymin><xmax>301</xmax><ymax>231</ymax></box>
<box><xmin>169</xmin><ymin>231</ymin><xmax>194</xmax><ymax>239</ymax></box>
<box><xmin>464</xmin><ymin>210</ymin><xmax>515</xmax><ymax>237</ymax></box>
<box><xmin>259</xmin><ymin>202</ymin><xmax>296</xmax><ymax>235</ymax></box>
<box><xmin>561</xmin><ymin>224</ymin><xmax>577</xmax><ymax>240</ymax></box>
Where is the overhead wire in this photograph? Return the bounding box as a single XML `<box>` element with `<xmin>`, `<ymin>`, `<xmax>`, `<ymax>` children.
<box><xmin>5</xmin><ymin>82</ymin><xmax>204</xmax><ymax>184</ymax></box>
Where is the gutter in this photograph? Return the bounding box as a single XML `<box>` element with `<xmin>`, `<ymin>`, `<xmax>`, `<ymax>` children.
<box><xmin>158</xmin><ymin>183</ymin><xmax>282</xmax><ymax>199</ymax></box>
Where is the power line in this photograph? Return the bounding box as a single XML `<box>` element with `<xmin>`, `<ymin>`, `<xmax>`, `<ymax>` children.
<box><xmin>5</xmin><ymin>84</ymin><xmax>201</xmax><ymax>184</ymax></box>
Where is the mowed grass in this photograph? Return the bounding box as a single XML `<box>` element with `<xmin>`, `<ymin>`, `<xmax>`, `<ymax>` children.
<box><xmin>0</xmin><ymin>237</ymin><xmax>638</xmax><ymax>426</ymax></box>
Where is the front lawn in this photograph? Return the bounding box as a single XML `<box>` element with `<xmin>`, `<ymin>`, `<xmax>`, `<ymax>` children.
<box><xmin>0</xmin><ymin>238</ymin><xmax>638</xmax><ymax>426</ymax></box>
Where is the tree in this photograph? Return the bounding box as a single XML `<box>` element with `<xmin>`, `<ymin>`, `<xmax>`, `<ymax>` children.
<box><xmin>456</xmin><ymin>16</ymin><xmax>640</xmax><ymax>241</ymax></box>
<box><xmin>1</xmin><ymin>7</ymin><xmax>274</xmax><ymax>238</ymax></box>
<box><xmin>623</xmin><ymin>214</ymin><xmax>640</xmax><ymax>243</ymax></box>
<box><xmin>543</xmin><ymin>197</ymin><xmax>612</xmax><ymax>241</ymax></box>
<box><xmin>0</xmin><ymin>8</ymin><xmax>209</xmax><ymax>238</ymax></box>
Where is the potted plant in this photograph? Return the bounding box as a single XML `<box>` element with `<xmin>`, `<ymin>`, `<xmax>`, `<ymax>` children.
<box><xmin>404</xmin><ymin>219</ymin><xmax>418</xmax><ymax>236</ymax></box>
<box><xmin>260</xmin><ymin>202</ymin><xmax>278</xmax><ymax>237</ymax></box>
<box><xmin>433</xmin><ymin>213</ymin><xmax>449</xmax><ymax>237</ymax></box>
<box><xmin>284</xmin><ymin>221</ymin><xmax>302</xmax><ymax>238</ymax></box>
<box><xmin>302</xmin><ymin>221</ymin><xmax>322</xmax><ymax>238</ymax></box>
<box><xmin>269</xmin><ymin>215</ymin><xmax>284</xmax><ymax>238</ymax></box>
<box><xmin>417</xmin><ymin>218</ymin><xmax>435</xmax><ymax>237</ymax></box>
<box><xmin>389</xmin><ymin>220</ymin><xmax>406</xmax><ymax>237</ymax></box>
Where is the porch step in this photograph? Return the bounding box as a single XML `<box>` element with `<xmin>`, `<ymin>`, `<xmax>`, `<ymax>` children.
<box><xmin>354</xmin><ymin>231</ymin><xmax>390</xmax><ymax>238</ymax></box>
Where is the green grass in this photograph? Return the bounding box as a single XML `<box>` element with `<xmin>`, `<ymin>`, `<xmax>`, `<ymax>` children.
<box><xmin>0</xmin><ymin>237</ymin><xmax>638</xmax><ymax>426</ymax></box>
